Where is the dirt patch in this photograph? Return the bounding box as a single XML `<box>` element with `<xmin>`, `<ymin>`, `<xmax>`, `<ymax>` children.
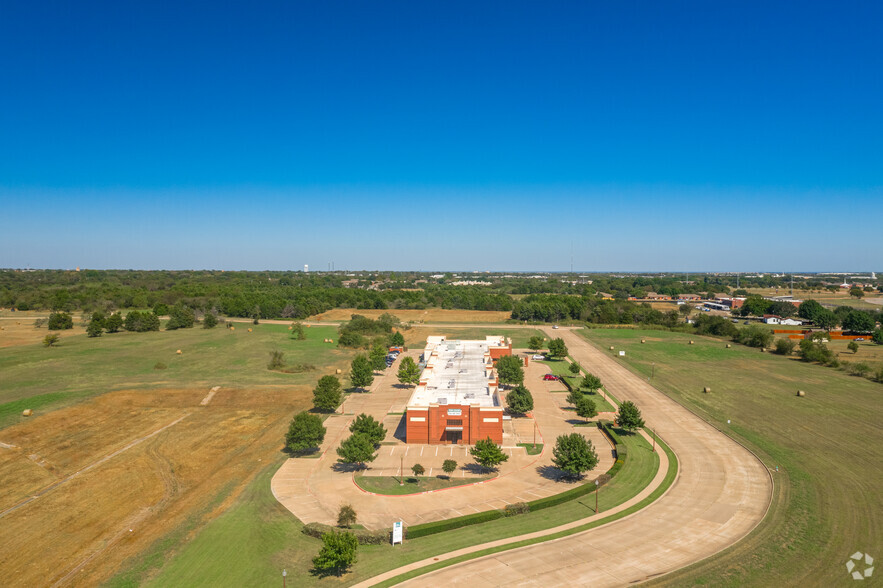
<box><xmin>308</xmin><ymin>308</ymin><xmax>511</xmax><ymax>324</ymax></box>
<box><xmin>0</xmin><ymin>385</ymin><xmax>311</xmax><ymax>587</ymax></box>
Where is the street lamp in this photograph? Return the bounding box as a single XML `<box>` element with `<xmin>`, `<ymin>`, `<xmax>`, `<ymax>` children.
<box><xmin>595</xmin><ymin>479</ymin><xmax>600</xmax><ymax>513</ymax></box>
<box><xmin>282</xmin><ymin>569</ymin><xmax>287</xmax><ymax>588</ymax></box>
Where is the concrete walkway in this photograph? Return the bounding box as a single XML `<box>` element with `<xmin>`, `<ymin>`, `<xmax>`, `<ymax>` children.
<box><xmin>356</xmin><ymin>327</ymin><xmax>773</xmax><ymax>587</ymax></box>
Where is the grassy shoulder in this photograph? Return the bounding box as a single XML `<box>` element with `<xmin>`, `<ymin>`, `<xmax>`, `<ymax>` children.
<box><xmin>354</xmin><ymin>474</ymin><xmax>491</xmax><ymax>495</ymax></box>
<box><xmin>140</xmin><ymin>429</ymin><xmax>663</xmax><ymax>586</ymax></box>
<box><xmin>539</xmin><ymin>358</ymin><xmax>616</xmax><ymax>412</ymax></box>
<box><xmin>580</xmin><ymin>328</ymin><xmax>883</xmax><ymax>587</ymax></box>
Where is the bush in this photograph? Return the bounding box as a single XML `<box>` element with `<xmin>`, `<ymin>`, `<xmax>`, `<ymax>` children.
<box><xmin>42</xmin><ymin>333</ymin><xmax>60</xmax><ymax>347</ymax></box>
<box><xmin>406</xmin><ymin>509</ymin><xmax>503</xmax><ymax>538</ymax></box>
<box><xmin>267</xmin><ymin>350</ymin><xmax>285</xmax><ymax>370</ymax></box>
<box><xmin>203</xmin><ymin>312</ymin><xmax>218</xmax><ymax>329</ymax></box>
<box><xmin>166</xmin><ymin>304</ymin><xmax>196</xmax><ymax>330</ymax></box>
<box><xmin>849</xmin><ymin>363</ymin><xmax>871</xmax><ymax>377</ymax></box>
<box><xmin>734</xmin><ymin>325</ymin><xmax>773</xmax><ymax>348</ymax></box>
<box><xmin>773</xmin><ymin>338</ymin><xmax>796</xmax><ymax>355</ymax></box>
<box><xmin>303</xmin><ymin>522</ymin><xmax>389</xmax><ymax>545</ymax></box>
<box><xmin>154</xmin><ymin>362</ymin><xmax>167</xmax><ymax>370</ymax></box>
<box><xmin>503</xmin><ymin>502</ymin><xmax>530</xmax><ymax>516</ymax></box>
<box><xmin>337</xmin><ymin>504</ymin><xmax>357</xmax><ymax>528</ymax></box>
<box><xmin>47</xmin><ymin>312</ymin><xmax>73</xmax><ymax>330</ymax></box>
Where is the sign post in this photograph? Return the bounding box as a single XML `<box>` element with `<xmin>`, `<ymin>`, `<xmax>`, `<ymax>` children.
<box><xmin>392</xmin><ymin>521</ymin><xmax>403</xmax><ymax>545</ymax></box>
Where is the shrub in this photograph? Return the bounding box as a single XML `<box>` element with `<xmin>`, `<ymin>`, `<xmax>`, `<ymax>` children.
<box><xmin>849</xmin><ymin>362</ymin><xmax>871</xmax><ymax>377</ymax></box>
<box><xmin>337</xmin><ymin>504</ymin><xmax>357</xmax><ymax>528</ymax></box>
<box><xmin>503</xmin><ymin>502</ymin><xmax>530</xmax><ymax>516</ymax></box>
<box><xmin>303</xmin><ymin>522</ymin><xmax>389</xmax><ymax>545</ymax></box>
<box><xmin>154</xmin><ymin>362</ymin><xmax>167</xmax><ymax>370</ymax></box>
<box><xmin>286</xmin><ymin>411</ymin><xmax>326</xmax><ymax>454</ymax></box>
<box><xmin>267</xmin><ymin>350</ymin><xmax>285</xmax><ymax>370</ymax></box>
<box><xmin>47</xmin><ymin>312</ymin><xmax>73</xmax><ymax>330</ymax></box>
<box><xmin>734</xmin><ymin>325</ymin><xmax>773</xmax><ymax>348</ymax></box>
<box><xmin>42</xmin><ymin>333</ymin><xmax>60</xmax><ymax>347</ymax></box>
<box><xmin>773</xmin><ymin>338</ymin><xmax>796</xmax><ymax>355</ymax></box>
<box><xmin>166</xmin><ymin>304</ymin><xmax>195</xmax><ymax>330</ymax></box>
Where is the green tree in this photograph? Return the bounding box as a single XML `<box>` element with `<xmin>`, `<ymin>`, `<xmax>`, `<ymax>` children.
<box><xmin>42</xmin><ymin>333</ymin><xmax>60</xmax><ymax>347</ymax></box>
<box><xmin>389</xmin><ymin>331</ymin><xmax>405</xmax><ymax>347</ymax></box>
<box><xmin>766</xmin><ymin>301</ymin><xmax>797</xmax><ymax>318</ymax></box>
<box><xmin>411</xmin><ymin>463</ymin><xmax>425</xmax><ymax>477</ymax></box>
<box><xmin>337</xmin><ymin>504</ymin><xmax>357</xmax><ymax>528</ymax></box>
<box><xmin>285</xmin><ymin>411</ymin><xmax>326</xmax><ymax>454</ymax></box>
<box><xmin>815</xmin><ymin>309</ymin><xmax>839</xmax><ymax>330</ymax></box>
<box><xmin>798</xmin><ymin>299</ymin><xmax>824</xmax><ymax>322</ymax></box>
<box><xmin>842</xmin><ymin>311</ymin><xmax>875</xmax><ymax>333</ymax></box>
<box><xmin>566</xmin><ymin>389</ymin><xmax>583</xmax><ymax>407</ymax></box>
<box><xmin>105</xmin><ymin>312</ymin><xmax>123</xmax><ymax>333</ymax></box>
<box><xmin>734</xmin><ymin>325</ymin><xmax>773</xmax><ymax>348</ymax></box>
<box><xmin>471</xmin><ymin>437</ymin><xmax>509</xmax><ymax>472</ymax></box>
<box><xmin>397</xmin><ymin>356</ymin><xmax>421</xmax><ymax>387</ymax></box>
<box><xmin>551</xmin><ymin>433</ymin><xmax>599</xmax><ymax>479</ymax></box>
<box><xmin>872</xmin><ymin>329</ymin><xmax>883</xmax><ymax>345</ymax></box>
<box><xmin>568</xmin><ymin>361</ymin><xmax>581</xmax><ymax>375</ymax></box>
<box><xmin>581</xmin><ymin>373</ymin><xmax>602</xmax><ymax>392</ymax></box>
<box><xmin>90</xmin><ymin>311</ymin><xmax>106</xmax><ymax>329</ymax></box>
<box><xmin>349</xmin><ymin>354</ymin><xmax>374</xmax><ymax>390</ymax></box>
<box><xmin>847</xmin><ymin>340</ymin><xmax>859</xmax><ymax>354</ymax></box>
<box><xmin>86</xmin><ymin>320</ymin><xmax>103</xmax><ymax>338</ymax></box>
<box><xmin>312</xmin><ymin>530</ymin><xmax>358</xmax><ymax>576</ymax></box>
<box><xmin>506</xmin><ymin>384</ymin><xmax>534</xmax><ymax>415</ymax></box>
<box><xmin>739</xmin><ymin>295</ymin><xmax>772</xmax><ymax>317</ymax></box>
<box><xmin>313</xmin><ymin>375</ymin><xmax>343</xmax><ymax>412</ymax></box>
<box><xmin>166</xmin><ymin>303</ymin><xmax>195</xmax><ymax>330</ymax></box>
<box><xmin>47</xmin><ymin>312</ymin><xmax>73</xmax><ymax>330</ymax></box>
<box><xmin>527</xmin><ymin>335</ymin><xmax>545</xmax><ymax>352</ymax></box>
<box><xmin>616</xmin><ymin>400</ymin><xmax>645</xmax><ymax>432</ymax></box>
<box><xmin>441</xmin><ymin>459</ymin><xmax>457</xmax><ymax>478</ymax></box>
<box><xmin>290</xmin><ymin>321</ymin><xmax>306</xmax><ymax>339</ymax></box>
<box><xmin>773</xmin><ymin>338</ymin><xmax>796</xmax><ymax>355</ymax></box>
<box><xmin>575</xmin><ymin>396</ymin><xmax>597</xmax><ymax>422</ymax></box>
<box><xmin>369</xmin><ymin>342</ymin><xmax>388</xmax><ymax>371</ymax></box>
<box><xmin>153</xmin><ymin>303</ymin><xmax>169</xmax><ymax>316</ymax></box>
<box><xmin>349</xmin><ymin>413</ymin><xmax>387</xmax><ymax>445</ymax></box>
<box><xmin>678</xmin><ymin>304</ymin><xmax>693</xmax><ymax>316</ymax></box>
<box><xmin>547</xmin><ymin>338</ymin><xmax>568</xmax><ymax>358</ymax></box>
<box><xmin>849</xmin><ymin>286</ymin><xmax>864</xmax><ymax>299</ymax></box>
<box><xmin>267</xmin><ymin>350</ymin><xmax>285</xmax><ymax>370</ymax></box>
<box><xmin>202</xmin><ymin>311</ymin><xmax>218</xmax><ymax>329</ymax></box>
<box><xmin>336</xmin><ymin>433</ymin><xmax>377</xmax><ymax>467</ymax></box>
<box><xmin>495</xmin><ymin>355</ymin><xmax>524</xmax><ymax>387</ymax></box>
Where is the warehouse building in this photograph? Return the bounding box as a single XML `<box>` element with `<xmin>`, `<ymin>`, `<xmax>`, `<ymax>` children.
<box><xmin>404</xmin><ymin>336</ymin><xmax>512</xmax><ymax>445</ymax></box>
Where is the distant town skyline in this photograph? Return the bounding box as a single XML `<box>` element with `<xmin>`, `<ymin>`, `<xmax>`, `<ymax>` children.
<box><xmin>1</xmin><ymin>2</ymin><xmax>880</xmax><ymax>271</ymax></box>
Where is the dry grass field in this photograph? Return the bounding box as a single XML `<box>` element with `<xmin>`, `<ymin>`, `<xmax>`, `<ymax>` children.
<box><xmin>308</xmin><ymin>308</ymin><xmax>512</xmax><ymax>323</ymax></box>
<box><xmin>0</xmin><ymin>311</ymin><xmax>85</xmax><ymax>348</ymax></box>
<box><xmin>0</xmin><ymin>385</ymin><xmax>309</xmax><ymax>587</ymax></box>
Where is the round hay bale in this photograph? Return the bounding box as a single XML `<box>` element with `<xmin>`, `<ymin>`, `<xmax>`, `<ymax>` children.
<box><xmin>689</xmin><ymin>340</ymin><xmax>694</xmax><ymax>345</ymax></box>
<box><xmin>22</xmin><ymin>409</ymin><xmax>32</xmax><ymax>417</ymax></box>
<box><xmin>288</xmin><ymin>326</ymin><xmax>292</xmax><ymax>330</ymax></box>
<box><xmin>247</xmin><ymin>328</ymin><xmax>253</xmax><ymax>332</ymax></box>
<box><xmin>797</xmin><ymin>390</ymin><xmax>805</xmax><ymax>397</ymax></box>
<box><xmin>726</xmin><ymin>344</ymin><xmax>731</xmax><ymax>348</ymax></box>
<box><xmin>641</xmin><ymin>339</ymin><xmax>646</xmax><ymax>343</ymax></box>
<box><xmin>176</xmin><ymin>349</ymin><xmax>182</xmax><ymax>355</ymax></box>
<box><xmin>336</xmin><ymin>368</ymin><xmax>342</xmax><ymax>374</ymax></box>
<box><xmin>230</xmin><ymin>326</ymin><xmax>235</xmax><ymax>331</ymax></box>
<box><xmin>329</xmin><ymin>339</ymin><xmax>333</xmax><ymax>343</ymax></box>
<box><xmin>609</xmin><ymin>346</ymin><xmax>615</xmax><ymax>351</ymax></box>
<box><xmin>703</xmin><ymin>387</ymin><xmax>711</xmax><ymax>394</ymax></box>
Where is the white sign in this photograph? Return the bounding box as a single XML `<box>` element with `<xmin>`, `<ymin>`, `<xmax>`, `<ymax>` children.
<box><xmin>447</xmin><ymin>408</ymin><xmax>462</xmax><ymax>416</ymax></box>
<box><xmin>392</xmin><ymin>521</ymin><xmax>403</xmax><ymax>545</ymax></box>
<box><xmin>619</xmin><ymin>351</ymin><xmax>625</xmax><ymax>356</ymax></box>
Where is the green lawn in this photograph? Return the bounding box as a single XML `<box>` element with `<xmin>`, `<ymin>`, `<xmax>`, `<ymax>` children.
<box><xmin>354</xmin><ymin>474</ymin><xmax>491</xmax><ymax>495</ymax></box>
<box><xmin>140</xmin><ymin>427</ymin><xmax>663</xmax><ymax>586</ymax></box>
<box><xmin>580</xmin><ymin>328</ymin><xmax>883</xmax><ymax>587</ymax></box>
<box><xmin>0</xmin><ymin>323</ymin><xmax>351</xmax><ymax>429</ymax></box>
<box><xmin>539</xmin><ymin>359</ymin><xmax>616</xmax><ymax>412</ymax></box>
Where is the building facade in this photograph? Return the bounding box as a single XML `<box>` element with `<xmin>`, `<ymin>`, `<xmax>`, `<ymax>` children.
<box><xmin>404</xmin><ymin>336</ymin><xmax>512</xmax><ymax>445</ymax></box>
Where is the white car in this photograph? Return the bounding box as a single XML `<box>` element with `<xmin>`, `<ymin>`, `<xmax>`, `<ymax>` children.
<box><xmin>552</xmin><ymin>325</ymin><xmax>559</xmax><ymax>329</ymax></box>
<box><xmin>532</xmin><ymin>354</ymin><xmax>546</xmax><ymax>360</ymax></box>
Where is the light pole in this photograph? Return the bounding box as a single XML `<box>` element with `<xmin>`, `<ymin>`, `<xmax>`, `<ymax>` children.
<box><xmin>533</xmin><ymin>419</ymin><xmax>537</xmax><ymax>451</ymax></box>
<box><xmin>595</xmin><ymin>479</ymin><xmax>600</xmax><ymax>513</ymax></box>
<box><xmin>282</xmin><ymin>569</ymin><xmax>287</xmax><ymax>588</ymax></box>
<box><xmin>400</xmin><ymin>456</ymin><xmax>404</xmax><ymax>486</ymax></box>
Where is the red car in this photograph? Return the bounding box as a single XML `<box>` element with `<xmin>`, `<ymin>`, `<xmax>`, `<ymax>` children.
<box><xmin>543</xmin><ymin>374</ymin><xmax>559</xmax><ymax>381</ymax></box>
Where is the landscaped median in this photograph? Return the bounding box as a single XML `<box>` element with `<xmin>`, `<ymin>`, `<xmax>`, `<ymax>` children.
<box><xmin>348</xmin><ymin>427</ymin><xmax>677</xmax><ymax>587</ymax></box>
<box><xmin>354</xmin><ymin>474</ymin><xmax>493</xmax><ymax>495</ymax></box>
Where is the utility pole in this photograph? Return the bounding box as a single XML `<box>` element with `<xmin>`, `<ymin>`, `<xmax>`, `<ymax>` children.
<box><xmin>400</xmin><ymin>456</ymin><xmax>404</xmax><ymax>485</ymax></box>
<box><xmin>533</xmin><ymin>419</ymin><xmax>537</xmax><ymax>450</ymax></box>
<box><xmin>595</xmin><ymin>479</ymin><xmax>600</xmax><ymax>513</ymax></box>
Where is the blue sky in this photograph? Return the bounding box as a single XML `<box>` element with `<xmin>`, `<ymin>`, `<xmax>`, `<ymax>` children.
<box><xmin>1</xmin><ymin>1</ymin><xmax>881</xmax><ymax>271</ymax></box>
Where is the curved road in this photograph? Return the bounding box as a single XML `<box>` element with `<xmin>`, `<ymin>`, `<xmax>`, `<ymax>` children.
<box><xmin>370</xmin><ymin>327</ymin><xmax>772</xmax><ymax>587</ymax></box>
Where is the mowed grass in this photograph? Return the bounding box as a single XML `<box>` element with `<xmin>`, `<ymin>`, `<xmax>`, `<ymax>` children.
<box><xmin>539</xmin><ymin>358</ymin><xmax>616</xmax><ymax>412</ymax></box>
<box><xmin>580</xmin><ymin>328</ymin><xmax>883</xmax><ymax>587</ymax></box>
<box><xmin>144</xmin><ymin>427</ymin><xmax>661</xmax><ymax>586</ymax></box>
<box><xmin>0</xmin><ymin>323</ymin><xmax>351</xmax><ymax>429</ymax></box>
<box><xmin>354</xmin><ymin>474</ymin><xmax>491</xmax><ymax>495</ymax></box>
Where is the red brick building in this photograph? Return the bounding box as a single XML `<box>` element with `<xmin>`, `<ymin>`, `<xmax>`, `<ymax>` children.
<box><xmin>405</xmin><ymin>336</ymin><xmax>511</xmax><ymax>445</ymax></box>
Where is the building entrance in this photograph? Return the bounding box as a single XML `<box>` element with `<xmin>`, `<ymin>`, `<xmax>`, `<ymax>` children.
<box><xmin>445</xmin><ymin>430</ymin><xmax>463</xmax><ymax>444</ymax></box>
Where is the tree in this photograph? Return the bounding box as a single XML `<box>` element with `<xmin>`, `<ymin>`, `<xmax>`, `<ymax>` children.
<box><xmin>616</xmin><ymin>400</ymin><xmax>645</xmax><ymax>432</ymax></box>
<box><xmin>389</xmin><ymin>331</ymin><xmax>405</xmax><ymax>347</ymax></box>
<box><xmin>581</xmin><ymin>373</ymin><xmax>602</xmax><ymax>392</ymax></box>
<box><xmin>312</xmin><ymin>530</ymin><xmax>358</xmax><ymax>576</ymax></box>
<box><xmin>766</xmin><ymin>301</ymin><xmax>797</xmax><ymax>318</ymax></box>
<box><xmin>349</xmin><ymin>354</ymin><xmax>374</xmax><ymax>390</ymax></box>
<box><xmin>849</xmin><ymin>286</ymin><xmax>864</xmax><ymax>299</ymax></box>
<box><xmin>290</xmin><ymin>321</ymin><xmax>306</xmax><ymax>339</ymax></box>
<box><xmin>575</xmin><ymin>396</ymin><xmax>597</xmax><ymax>422</ymax></box>
<box><xmin>105</xmin><ymin>312</ymin><xmax>123</xmax><ymax>333</ymax></box>
<box><xmin>397</xmin><ymin>356</ymin><xmax>421</xmax><ymax>387</ymax></box>
<box><xmin>42</xmin><ymin>333</ymin><xmax>60</xmax><ymax>347</ymax></box>
<box><xmin>568</xmin><ymin>361</ymin><xmax>581</xmax><ymax>375</ymax></box>
<box><xmin>336</xmin><ymin>433</ymin><xmax>377</xmax><ymax>467</ymax></box>
<box><xmin>369</xmin><ymin>343</ymin><xmax>388</xmax><ymax>371</ymax></box>
<box><xmin>848</xmin><ymin>340</ymin><xmax>860</xmax><ymax>354</ymax></box>
<box><xmin>90</xmin><ymin>311</ymin><xmax>106</xmax><ymax>329</ymax></box>
<box><xmin>739</xmin><ymin>295</ymin><xmax>772</xmax><ymax>317</ymax></box>
<box><xmin>411</xmin><ymin>463</ymin><xmax>425</xmax><ymax>477</ymax></box>
<box><xmin>285</xmin><ymin>411</ymin><xmax>326</xmax><ymax>453</ymax></box>
<box><xmin>773</xmin><ymin>338</ymin><xmax>796</xmax><ymax>355</ymax></box>
<box><xmin>166</xmin><ymin>303</ymin><xmax>195</xmax><ymax>330</ymax></box>
<box><xmin>527</xmin><ymin>335</ymin><xmax>545</xmax><ymax>352</ymax></box>
<box><xmin>337</xmin><ymin>504</ymin><xmax>357</xmax><ymax>528</ymax></box>
<box><xmin>506</xmin><ymin>385</ymin><xmax>534</xmax><ymax>415</ymax></box>
<box><xmin>471</xmin><ymin>437</ymin><xmax>509</xmax><ymax>472</ymax></box>
<box><xmin>495</xmin><ymin>355</ymin><xmax>524</xmax><ymax>387</ymax></box>
<box><xmin>678</xmin><ymin>304</ymin><xmax>692</xmax><ymax>316</ymax></box>
<box><xmin>267</xmin><ymin>350</ymin><xmax>285</xmax><ymax>370</ymax></box>
<box><xmin>47</xmin><ymin>312</ymin><xmax>73</xmax><ymax>330</ymax></box>
<box><xmin>202</xmin><ymin>311</ymin><xmax>218</xmax><ymax>329</ymax></box>
<box><xmin>86</xmin><ymin>320</ymin><xmax>103</xmax><ymax>337</ymax></box>
<box><xmin>551</xmin><ymin>433</ymin><xmax>599</xmax><ymax>479</ymax></box>
<box><xmin>798</xmin><ymin>299</ymin><xmax>824</xmax><ymax>322</ymax></box>
<box><xmin>815</xmin><ymin>309</ymin><xmax>839</xmax><ymax>330</ymax></box>
<box><xmin>873</xmin><ymin>329</ymin><xmax>883</xmax><ymax>345</ymax></box>
<box><xmin>313</xmin><ymin>375</ymin><xmax>343</xmax><ymax>412</ymax></box>
<box><xmin>349</xmin><ymin>413</ymin><xmax>387</xmax><ymax>445</ymax></box>
<box><xmin>842</xmin><ymin>311</ymin><xmax>875</xmax><ymax>333</ymax></box>
<box><xmin>547</xmin><ymin>338</ymin><xmax>568</xmax><ymax>358</ymax></box>
<box><xmin>153</xmin><ymin>303</ymin><xmax>169</xmax><ymax>316</ymax></box>
<box><xmin>442</xmin><ymin>459</ymin><xmax>457</xmax><ymax>478</ymax></box>
<box><xmin>734</xmin><ymin>325</ymin><xmax>773</xmax><ymax>348</ymax></box>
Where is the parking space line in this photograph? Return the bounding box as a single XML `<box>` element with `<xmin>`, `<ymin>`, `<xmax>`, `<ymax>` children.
<box><xmin>389</xmin><ymin>447</ymin><xmax>395</xmax><ymax>455</ymax></box>
<box><xmin>420</xmin><ymin>446</ymin><xmax>424</xmax><ymax>456</ymax></box>
<box><xmin>435</xmin><ymin>447</ymin><xmax>439</xmax><ymax>456</ymax></box>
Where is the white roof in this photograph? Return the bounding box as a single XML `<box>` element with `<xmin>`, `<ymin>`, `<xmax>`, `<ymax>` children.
<box><xmin>408</xmin><ymin>338</ymin><xmax>502</xmax><ymax>408</ymax></box>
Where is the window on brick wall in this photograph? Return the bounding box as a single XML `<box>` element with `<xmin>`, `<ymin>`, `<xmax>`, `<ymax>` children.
<box><xmin>447</xmin><ymin>419</ymin><xmax>463</xmax><ymax>426</ymax></box>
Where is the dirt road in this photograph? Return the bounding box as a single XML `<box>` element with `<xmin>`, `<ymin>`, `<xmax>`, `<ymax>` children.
<box><xmin>367</xmin><ymin>327</ymin><xmax>772</xmax><ymax>586</ymax></box>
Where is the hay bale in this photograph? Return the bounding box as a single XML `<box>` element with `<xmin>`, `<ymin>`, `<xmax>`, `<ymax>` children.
<box><xmin>336</xmin><ymin>368</ymin><xmax>342</xmax><ymax>374</ymax></box>
<box><xmin>797</xmin><ymin>390</ymin><xmax>805</xmax><ymax>397</ymax></box>
<box><xmin>288</xmin><ymin>326</ymin><xmax>292</xmax><ymax>330</ymax></box>
<box><xmin>230</xmin><ymin>326</ymin><xmax>235</xmax><ymax>331</ymax></box>
<box><xmin>726</xmin><ymin>344</ymin><xmax>731</xmax><ymax>348</ymax></box>
<box><xmin>329</xmin><ymin>339</ymin><xmax>333</xmax><ymax>343</ymax></box>
<box><xmin>689</xmin><ymin>340</ymin><xmax>694</xmax><ymax>345</ymax></box>
<box><xmin>641</xmin><ymin>339</ymin><xmax>646</xmax><ymax>343</ymax></box>
<box><xmin>703</xmin><ymin>387</ymin><xmax>711</xmax><ymax>394</ymax></box>
<box><xmin>609</xmin><ymin>346</ymin><xmax>615</xmax><ymax>351</ymax></box>
<box><xmin>176</xmin><ymin>349</ymin><xmax>183</xmax><ymax>355</ymax></box>
<box><xmin>22</xmin><ymin>409</ymin><xmax>32</xmax><ymax>417</ymax></box>
<box><xmin>248</xmin><ymin>328</ymin><xmax>253</xmax><ymax>332</ymax></box>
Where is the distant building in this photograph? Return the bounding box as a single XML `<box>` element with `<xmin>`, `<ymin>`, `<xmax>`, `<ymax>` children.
<box><xmin>598</xmin><ymin>292</ymin><xmax>614</xmax><ymax>300</ymax></box>
<box><xmin>303</xmin><ymin>264</ymin><xmax>309</xmax><ymax>273</ymax></box>
<box><xmin>645</xmin><ymin>292</ymin><xmax>671</xmax><ymax>300</ymax></box>
<box><xmin>678</xmin><ymin>294</ymin><xmax>701</xmax><ymax>301</ymax></box>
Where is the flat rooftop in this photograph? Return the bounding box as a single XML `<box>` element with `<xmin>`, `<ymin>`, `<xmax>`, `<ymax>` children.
<box><xmin>407</xmin><ymin>337</ymin><xmax>501</xmax><ymax>408</ymax></box>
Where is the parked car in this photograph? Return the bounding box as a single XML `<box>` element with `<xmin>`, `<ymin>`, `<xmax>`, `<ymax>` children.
<box><xmin>855</xmin><ymin>337</ymin><xmax>865</xmax><ymax>341</ymax></box>
<box><xmin>532</xmin><ymin>354</ymin><xmax>546</xmax><ymax>360</ymax></box>
<box><xmin>552</xmin><ymin>325</ymin><xmax>559</xmax><ymax>329</ymax></box>
<box><xmin>543</xmin><ymin>374</ymin><xmax>559</xmax><ymax>381</ymax></box>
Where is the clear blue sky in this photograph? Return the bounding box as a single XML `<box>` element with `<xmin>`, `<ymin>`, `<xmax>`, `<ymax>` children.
<box><xmin>1</xmin><ymin>1</ymin><xmax>880</xmax><ymax>272</ymax></box>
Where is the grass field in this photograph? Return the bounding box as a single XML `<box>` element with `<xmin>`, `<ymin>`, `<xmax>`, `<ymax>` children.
<box><xmin>0</xmin><ymin>322</ymin><xmax>350</xmax><ymax>429</ymax></box>
<box><xmin>144</xmin><ymin>425</ymin><xmax>662</xmax><ymax>586</ymax></box>
<box><xmin>580</xmin><ymin>328</ymin><xmax>883</xmax><ymax>587</ymax></box>
<box><xmin>308</xmin><ymin>308</ymin><xmax>513</xmax><ymax>323</ymax></box>
<box><xmin>354</xmin><ymin>474</ymin><xmax>491</xmax><ymax>495</ymax></box>
<box><xmin>539</xmin><ymin>358</ymin><xmax>616</xmax><ymax>412</ymax></box>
